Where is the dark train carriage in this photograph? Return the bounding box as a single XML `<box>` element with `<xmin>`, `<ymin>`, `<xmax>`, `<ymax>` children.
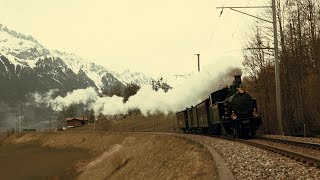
<box><xmin>186</xmin><ymin>107</ymin><xmax>199</xmax><ymax>132</ymax></box>
<box><xmin>176</xmin><ymin>110</ymin><xmax>188</xmax><ymax>131</ymax></box>
<box><xmin>196</xmin><ymin>98</ymin><xmax>211</xmax><ymax>131</ymax></box>
<box><xmin>191</xmin><ymin>107</ymin><xmax>199</xmax><ymax>130</ymax></box>
<box><xmin>187</xmin><ymin>108</ymin><xmax>193</xmax><ymax>128</ymax></box>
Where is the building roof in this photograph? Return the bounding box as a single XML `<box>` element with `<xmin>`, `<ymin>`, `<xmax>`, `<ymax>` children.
<box><xmin>65</xmin><ymin>117</ymin><xmax>89</xmax><ymax>121</ymax></box>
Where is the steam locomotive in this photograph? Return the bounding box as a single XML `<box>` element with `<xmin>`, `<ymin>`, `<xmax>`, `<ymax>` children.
<box><xmin>176</xmin><ymin>75</ymin><xmax>262</xmax><ymax>138</ymax></box>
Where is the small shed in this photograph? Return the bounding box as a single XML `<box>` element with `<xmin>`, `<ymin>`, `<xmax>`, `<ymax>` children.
<box><xmin>65</xmin><ymin>117</ymin><xmax>88</xmax><ymax>127</ymax></box>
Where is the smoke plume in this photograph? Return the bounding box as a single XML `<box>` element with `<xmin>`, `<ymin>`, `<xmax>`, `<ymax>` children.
<box><xmin>32</xmin><ymin>66</ymin><xmax>242</xmax><ymax>116</ymax></box>
<box><xmin>33</xmin><ymin>88</ymin><xmax>98</xmax><ymax>111</ymax></box>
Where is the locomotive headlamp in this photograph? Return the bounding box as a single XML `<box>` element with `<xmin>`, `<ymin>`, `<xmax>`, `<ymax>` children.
<box><xmin>231</xmin><ymin>111</ymin><xmax>237</xmax><ymax>120</ymax></box>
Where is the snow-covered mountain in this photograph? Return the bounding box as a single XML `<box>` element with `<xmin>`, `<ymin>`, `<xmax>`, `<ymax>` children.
<box><xmin>49</xmin><ymin>51</ymin><xmax>154</xmax><ymax>88</ymax></box>
<box><xmin>0</xmin><ymin>24</ymin><xmax>49</xmax><ymax>60</ymax></box>
<box><xmin>112</xmin><ymin>69</ymin><xmax>153</xmax><ymax>86</ymax></box>
<box><xmin>0</xmin><ymin>24</ymin><xmax>154</xmax><ymax>102</ymax></box>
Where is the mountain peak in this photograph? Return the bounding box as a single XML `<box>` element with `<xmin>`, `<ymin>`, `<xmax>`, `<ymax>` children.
<box><xmin>0</xmin><ymin>24</ymin><xmax>40</xmax><ymax>45</ymax></box>
<box><xmin>0</xmin><ymin>23</ymin><xmax>157</xmax><ymax>93</ymax></box>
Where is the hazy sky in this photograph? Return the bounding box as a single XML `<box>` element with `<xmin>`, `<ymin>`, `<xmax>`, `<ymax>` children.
<box><xmin>0</xmin><ymin>0</ymin><xmax>269</xmax><ymax>77</ymax></box>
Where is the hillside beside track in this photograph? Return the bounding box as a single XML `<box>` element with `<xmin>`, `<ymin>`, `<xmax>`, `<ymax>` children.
<box><xmin>2</xmin><ymin>132</ymin><xmax>217</xmax><ymax>179</ymax></box>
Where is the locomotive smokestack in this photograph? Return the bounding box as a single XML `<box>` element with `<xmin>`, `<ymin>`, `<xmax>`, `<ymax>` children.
<box><xmin>234</xmin><ymin>75</ymin><xmax>242</xmax><ymax>86</ymax></box>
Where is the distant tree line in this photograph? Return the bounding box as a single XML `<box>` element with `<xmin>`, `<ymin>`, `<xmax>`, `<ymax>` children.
<box><xmin>102</xmin><ymin>83</ymin><xmax>141</xmax><ymax>102</ymax></box>
<box><xmin>243</xmin><ymin>0</ymin><xmax>320</xmax><ymax>135</ymax></box>
<box><xmin>152</xmin><ymin>77</ymin><xmax>171</xmax><ymax>92</ymax></box>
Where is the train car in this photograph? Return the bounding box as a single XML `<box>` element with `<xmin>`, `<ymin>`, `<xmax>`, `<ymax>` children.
<box><xmin>195</xmin><ymin>98</ymin><xmax>211</xmax><ymax>132</ymax></box>
<box><xmin>208</xmin><ymin>87</ymin><xmax>230</xmax><ymax>134</ymax></box>
<box><xmin>185</xmin><ymin>107</ymin><xmax>197</xmax><ymax>132</ymax></box>
<box><xmin>176</xmin><ymin>109</ymin><xmax>188</xmax><ymax>132</ymax></box>
<box><xmin>189</xmin><ymin>107</ymin><xmax>199</xmax><ymax>132</ymax></box>
<box><xmin>176</xmin><ymin>74</ymin><xmax>262</xmax><ymax>138</ymax></box>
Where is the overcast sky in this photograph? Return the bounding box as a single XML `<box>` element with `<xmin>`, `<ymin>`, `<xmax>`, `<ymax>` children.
<box><xmin>0</xmin><ymin>0</ymin><xmax>269</xmax><ymax>77</ymax></box>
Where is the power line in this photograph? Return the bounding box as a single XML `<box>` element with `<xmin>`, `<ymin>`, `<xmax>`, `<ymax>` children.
<box><xmin>216</xmin><ymin>6</ymin><xmax>272</xmax><ymax>9</ymax></box>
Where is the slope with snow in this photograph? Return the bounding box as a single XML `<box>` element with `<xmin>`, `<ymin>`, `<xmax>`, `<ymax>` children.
<box><xmin>0</xmin><ymin>24</ymin><xmax>49</xmax><ymax>60</ymax></box>
<box><xmin>0</xmin><ymin>24</ymin><xmax>154</xmax><ymax>93</ymax></box>
<box><xmin>111</xmin><ymin>69</ymin><xmax>153</xmax><ymax>86</ymax></box>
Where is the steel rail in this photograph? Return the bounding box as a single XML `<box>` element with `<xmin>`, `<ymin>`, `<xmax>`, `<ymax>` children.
<box><xmin>242</xmin><ymin>139</ymin><xmax>320</xmax><ymax>167</ymax></box>
<box><xmin>219</xmin><ymin>137</ymin><xmax>320</xmax><ymax>168</ymax></box>
<box><xmin>256</xmin><ymin>136</ymin><xmax>320</xmax><ymax>150</ymax></box>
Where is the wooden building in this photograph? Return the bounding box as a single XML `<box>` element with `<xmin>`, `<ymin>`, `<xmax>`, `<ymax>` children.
<box><xmin>65</xmin><ymin>117</ymin><xmax>88</xmax><ymax>127</ymax></box>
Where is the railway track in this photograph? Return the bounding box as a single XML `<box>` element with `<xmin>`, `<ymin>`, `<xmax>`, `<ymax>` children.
<box><xmin>159</xmin><ymin>132</ymin><xmax>320</xmax><ymax>168</ymax></box>
<box><xmin>226</xmin><ymin>136</ymin><xmax>320</xmax><ymax>167</ymax></box>
<box><xmin>256</xmin><ymin>136</ymin><xmax>320</xmax><ymax>150</ymax></box>
<box><xmin>116</xmin><ymin>132</ymin><xmax>320</xmax><ymax>167</ymax></box>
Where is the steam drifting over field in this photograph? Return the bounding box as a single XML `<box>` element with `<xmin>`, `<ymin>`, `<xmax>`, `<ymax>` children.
<box><xmin>32</xmin><ymin>67</ymin><xmax>242</xmax><ymax>116</ymax></box>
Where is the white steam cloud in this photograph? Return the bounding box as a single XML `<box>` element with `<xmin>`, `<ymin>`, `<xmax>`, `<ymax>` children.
<box><xmin>31</xmin><ymin>66</ymin><xmax>241</xmax><ymax>116</ymax></box>
<box><xmin>33</xmin><ymin>88</ymin><xmax>98</xmax><ymax>111</ymax></box>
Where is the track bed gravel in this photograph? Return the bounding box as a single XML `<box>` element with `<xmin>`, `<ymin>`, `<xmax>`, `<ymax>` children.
<box><xmin>250</xmin><ymin>139</ymin><xmax>320</xmax><ymax>159</ymax></box>
<box><xmin>175</xmin><ymin>134</ymin><xmax>320</xmax><ymax>180</ymax></box>
<box><xmin>263</xmin><ymin>134</ymin><xmax>320</xmax><ymax>144</ymax></box>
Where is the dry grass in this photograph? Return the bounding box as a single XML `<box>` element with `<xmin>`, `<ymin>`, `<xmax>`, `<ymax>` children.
<box><xmin>0</xmin><ymin>129</ymin><xmax>14</xmax><ymax>145</ymax></box>
<box><xmin>97</xmin><ymin>112</ymin><xmax>178</xmax><ymax>132</ymax></box>
<box><xmin>5</xmin><ymin>132</ymin><xmax>217</xmax><ymax>180</ymax></box>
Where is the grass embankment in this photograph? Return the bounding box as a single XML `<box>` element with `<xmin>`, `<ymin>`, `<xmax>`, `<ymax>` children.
<box><xmin>4</xmin><ymin>132</ymin><xmax>217</xmax><ymax>180</ymax></box>
<box><xmin>96</xmin><ymin>112</ymin><xmax>178</xmax><ymax>132</ymax></box>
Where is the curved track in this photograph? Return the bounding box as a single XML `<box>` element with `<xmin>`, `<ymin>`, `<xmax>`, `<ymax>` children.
<box><xmin>118</xmin><ymin>131</ymin><xmax>320</xmax><ymax>168</ymax></box>
<box><xmin>256</xmin><ymin>136</ymin><xmax>320</xmax><ymax>150</ymax></box>
<box><xmin>228</xmin><ymin>137</ymin><xmax>320</xmax><ymax>167</ymax></box>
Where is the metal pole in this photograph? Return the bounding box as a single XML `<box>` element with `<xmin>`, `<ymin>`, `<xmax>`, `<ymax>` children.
<box><xmin>173</xmin><ymin>117</ymin><xmax>176</xmax><ymax>131</ymax></box>
<box><xmin>94</xmin><ymin>119</ymin><xmax>96</xmax><ymax>131</ymax></box>
<box><xmin>272</xmin><ymin>0</ymin><xmax>283</xmax><ymax>135</ymax></box>
<box><xmin>20</xmin><ymin>104</ymin><xmax>23</xmax><ymax>132</ymax></box>
<box><xmin>49</xmin><ymin>109</ymin><xmax>51</xmax><ymax>132</ymax></box>
<box><xmin>15</xmin><ymin>111</ymin><xmax>17</xmax><ymax>132</ymax></box>
<box><xmin>216</xmin><ymin>2</ymin><xmax>283</xmax><ymax>134</ymax></box>
<box><xmin>194</xmin><ymin>54</ymin><xmax>200</xmax><ymax>72</ymax></box>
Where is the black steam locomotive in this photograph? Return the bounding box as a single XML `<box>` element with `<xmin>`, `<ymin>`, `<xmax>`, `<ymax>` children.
<box><xmin>176</xmin><ymin>75</ymin><xmax>262</xmax><ymax>138</ymax></box>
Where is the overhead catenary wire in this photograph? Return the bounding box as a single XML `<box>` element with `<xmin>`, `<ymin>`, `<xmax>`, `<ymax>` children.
<box><xmin>188</xmin><ymin>0</ymin><xmax>227</xmax><ymax>73</ymax></box>
<box><xmin>223</xmin><ymin>0</ymin><xmax>253</xmax><ymax>55</ymax></box>
<box><xmin>206</xmin><ymin>0</ymin><xmax>227</xmax><ymax>45</ymax></box>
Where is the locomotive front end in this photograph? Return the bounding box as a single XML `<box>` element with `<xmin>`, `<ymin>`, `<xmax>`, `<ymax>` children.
<box><xmin>229</xmin><ymin>88</ymin><xmax>262</xmax><ymax>137</ymax></box>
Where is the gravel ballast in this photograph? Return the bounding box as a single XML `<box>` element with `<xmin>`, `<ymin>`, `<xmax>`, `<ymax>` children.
<box><xmin>263</xmin><ymin>134</ymin><xmax>320</xmax><ymax>144</ymax></box>
<box><xmin>176</xmin><ymin>134</ymin><xmax>320</xmax><ymax>180</ymax></box>
<box><xmin>250</xmin><ymin>139</ymin><xmax>320</xmax><ymax>159</ymax></box>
